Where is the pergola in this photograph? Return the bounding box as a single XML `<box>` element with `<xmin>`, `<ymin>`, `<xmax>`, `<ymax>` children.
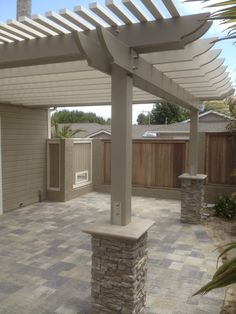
<box><xmin>0</xmin><ymin>0</ymin><xmax>234</xmax><ymax>311</ymax></box>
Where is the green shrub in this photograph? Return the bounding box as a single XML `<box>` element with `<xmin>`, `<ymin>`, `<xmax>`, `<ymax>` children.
<box><xmin>215</xmin><ymin>196</ymin><xmax>236</xmax><ymax>219</ymax></box>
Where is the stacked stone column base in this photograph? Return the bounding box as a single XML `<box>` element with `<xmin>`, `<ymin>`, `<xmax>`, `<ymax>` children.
<box><xmin>179</xmin><ymin>173</ymin><xmax>207</xmax><ymax>224</ymax></box>
<box><xmin>82</xmin><ymin>217</ymin><xmax>154</xmax><ymax>314</ymax></box>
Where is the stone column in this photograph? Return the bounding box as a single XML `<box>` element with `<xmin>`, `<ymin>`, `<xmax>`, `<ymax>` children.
<box><xmin>179</xmin><ymin>173</ymin><xmax>207</xmax><ymax>224</ymax></box>
<box><xmin>83</xmin><ymin>217</ymin><xmax>154</xmax><ymax>314</ymax></box>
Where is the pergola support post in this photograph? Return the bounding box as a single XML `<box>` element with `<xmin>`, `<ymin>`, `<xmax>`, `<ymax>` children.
<box><xmin>110</xmin><ymin>64</ymin><xmax>132</xmax><ymax>226</ymax></box>
<box><xmin>82</xmin><ymin>65</ymin><xmax>154</xmax><ymax>313</ymax></box>
<box><xmin>179</xmin><ymin>108</ymin><xmax>207</xmax><ymax>223</ymax></box>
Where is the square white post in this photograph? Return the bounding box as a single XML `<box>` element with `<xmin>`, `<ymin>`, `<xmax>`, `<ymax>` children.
<box><xmin>189</xmin><ymin>108</ymin><xmax>199</xmax><ymax>176</ymax></box>
<box><xmin>179</xmin><ymin>107</ymin><xmax>207</xmax><ymax>223</ymax></box>
<box><xmin>110</xmin><ymin>65</ymin><xmax>133</xmax><ymax>226</ymax></box>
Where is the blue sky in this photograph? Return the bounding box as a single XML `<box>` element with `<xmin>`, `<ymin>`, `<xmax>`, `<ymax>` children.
<box><xmin>0</xmin><ymin>0</ymin><xmax>235</xmax><ymax>122</ymax></box>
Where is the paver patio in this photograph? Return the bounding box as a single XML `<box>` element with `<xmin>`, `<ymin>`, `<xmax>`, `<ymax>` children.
<box><xmin>0</xmin><ymin>192</ymin><xmax>224</xmax><ymax>314</ymax></box>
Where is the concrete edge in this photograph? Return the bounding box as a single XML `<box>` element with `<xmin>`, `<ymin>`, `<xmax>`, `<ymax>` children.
<box><xmin>82</xmin><ymin>217</ymin><xmax>155</xmax><ymax>241</ymax></box>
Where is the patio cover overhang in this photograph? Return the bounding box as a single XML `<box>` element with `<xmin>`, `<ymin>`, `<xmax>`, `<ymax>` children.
<box><xmin>0</xmin><ymin>0</ymin><xmax>234</xmax><ymax>225</ymax></box>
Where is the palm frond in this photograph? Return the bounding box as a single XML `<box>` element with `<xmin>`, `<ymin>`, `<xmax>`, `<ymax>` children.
<box><xmin>186</xmin><ymin>0</ymin><xmax>236</xmax><ymax>42</ymax></box>
<box><xmin>219</xmin><ymin>241</ymin><xmax>236</xmax><ymax>254</ymax></box>
<box><xmin>193</xmin><ymin>260</ymin><xmax>236</xmax><ymax>295</ymax></box>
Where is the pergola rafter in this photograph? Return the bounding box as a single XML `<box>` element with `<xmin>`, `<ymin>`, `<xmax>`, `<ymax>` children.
<box><xmin>0</xmin><ymin>3</ymin><xmax>233</xmax><ymax>106</ymax></box>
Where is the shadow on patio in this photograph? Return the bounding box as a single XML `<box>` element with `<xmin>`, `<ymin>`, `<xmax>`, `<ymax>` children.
<box><xmin>0</xmin><ymin>192</ymin><xmax>224</xmax><ymax>314</ymax></box>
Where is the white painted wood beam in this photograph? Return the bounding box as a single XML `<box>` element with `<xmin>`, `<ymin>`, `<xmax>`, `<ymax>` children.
<box><xmin>155</xmin><ymin>49</ymin><xmax>221</xmax><ymax>72</ymax></box>
<box><xmin>109</xmin><ymin>13</ymin><xmax>211</xmax><ymax>53</ymax></box>
<box><xmin>162</xmin><ymin>0</ymin><xmax>180</xmax><ymax>18</ymax></box>
<box><xmin>141</xmin><ymin>38</ymin><xmax>217</xmax><ymax>65</ymax></box>
<box><xmin>167</xmin><ymin>58</ymin><xmax>225</xmax><ymax>78</ymax></box>
<box><xmin>19</xmin><ymin>16</ymin><xmax>58</xmax><ymax>36</ymax></box>
<box><xmin>4</xmin><ymin>92</ymin><xmax>154</xmax><ymax>107</ymax></box>
<box><xmin>0</xmin><ymin>83</ymin><xmax>111</xmax><ymax>94</ymax></box>
<box><xmin>181</xmin><ymin>77</ymin><xmax>231</xmax><ymax>89</ymax></box>
<box><xmin>174</xmin><ymin>68</ymin><xmax>228</xmax><ymax>84</ymax></box>
<box><xmin>0</xmin><ymin>88</ymin><xmax>148</xmax><ymax>101</ymax></box>
<box><xmin>122</xmin><ymin>0</ymin><xmax>149</xmax><ymax>22</ymax></box>
<box><xmin>141</xmin><ymin>0</ymin><xmax>164</xmax><ymax>20</ymax></box>
<box><xmin>89</xmin><ymin>3</ymin><xmax>120</xmax><ymax>26</ymax></box>
<box><xmin>45</xmin><ymin>11</ymin><xmax>82</xmax><ymax>32</ymax></box>
<box><xmin>7</xmin><ymin>19</ymin><xmax>46</xmax><ymax>38</ymax></box>
<box><xmin>0</xmin><ymin>22</ymin><xmax>34</xmax><ymax>40</ymax></box>
<box><xmin>0</xmin><ymin>61</ymin><xmax>90</xmax><ymax>79</ymax></box>
<box><xmin>59</xmin><ymin>9</ymin><xmax>94</xmax><ymax>31</ymax></box>
<box><xmin>186</xmin><ymin>81</ymin><xmax>232</xmax><ymax>93</ymax></box>
<box><xmin>0</xmin><ymin>78</ymin><xmax>110</xmax><ymax>90</ymax></box>
<box><xmin>0</xmin><ymin>35</ymin><xmax>85</xmax><ymax>69</ymax></box>
<box><xmin>198</xmin><ymin>89</ymin><xmax>234</xmax><ymax>100</ymax></box>
<box><xmin>0</xmin><ymin>71</ymin><xmax>107</xmax><ymax>85</ymax></box>
<box><xmin>0</xmin><ymin>29</ymin><xmax>23</xmax><ymax>41</ymax></box>
<box><xmin>94</xmin><ymin>27</ymin><xmax>197</xmax><ymax>108</ymax></box>
<box><xmin>0</xmin><ymin>35</ymin><xmax>14</xmax><ymax>43</ymax></box>
<box><xmin>32</xmin><ymin>14</ymin><xmax>69</xmax><ymax>34</ymax></box>
<box><xmin>74</xmin><ymin>6</ymin><xmax>104</xmax><ymax>27</ymax></box>
<box><xmin>106</xmin><ymin>0</ymin><xmax>134</xmax><ymax>24</ymax></box>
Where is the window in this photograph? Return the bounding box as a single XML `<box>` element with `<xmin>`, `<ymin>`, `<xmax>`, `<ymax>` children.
<box><xmin>74</xmin><ymin>170</ymin><xmax>89</xmax><ymax>187</ymax></box>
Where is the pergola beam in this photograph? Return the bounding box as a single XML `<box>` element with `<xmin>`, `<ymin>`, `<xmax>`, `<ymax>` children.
<box><xmin>108</xmin><ymin>13</ymin><xmax>211</xmax><ymax>53</ymax></box>
<box><xmin>0</xmin><ymin>34</ymin><xmax>84</xmax><ymax>69</ymax></box>
<box><xmin>141</xmin><ymin>38</ymin><xmax>217</xmax><ymax>64</ymax></box>
<box><xmin>155</xmin><ymin>49</ymin><xmax>221</xmax><ymax>72</ymax></box>
<box><xmin>95</xmin><ymin>27</ymin><xmax>198</xmax><ymax>108</ymax></box>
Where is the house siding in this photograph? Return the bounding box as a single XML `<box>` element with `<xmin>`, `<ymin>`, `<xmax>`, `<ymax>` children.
<box><xmin>0</xmin><ymin>105</ymin><xmax>48</xmax><ymax>212</ymax></box>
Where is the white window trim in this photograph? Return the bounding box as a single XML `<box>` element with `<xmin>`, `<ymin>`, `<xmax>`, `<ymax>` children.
<box><xmin>73</xmin><ymin>139</ymin><xmax>93</xmax><ymax>189</ymax></box>
<box><xmin>73</xmin><ymin>170</ymin><xmax>91</xmax><ymax>188</ymax></box>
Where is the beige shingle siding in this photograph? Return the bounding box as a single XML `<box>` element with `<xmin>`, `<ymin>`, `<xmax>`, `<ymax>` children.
<box><xmin>0</xmin><ymin>104</ymin><xmax>48</xmax><ymax>212</ymax></box>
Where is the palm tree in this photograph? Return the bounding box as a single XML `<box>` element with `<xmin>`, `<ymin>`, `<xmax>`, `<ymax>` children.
<box><xmin>52</xmin><ymin>121</ymin><xmax>83</xmax><ymax>139</ymax></box>
<box><xmin>17</xmin><ymin>0</ymin><xmax>32</xmax><ymax>20</ymax></box>
<box><xmin>188</xmin><ymin>0</ymin><xmax>236</xmax><ymax>42</ymax></box>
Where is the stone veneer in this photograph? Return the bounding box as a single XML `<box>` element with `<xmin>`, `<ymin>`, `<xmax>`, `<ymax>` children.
<box><xmin>82</xmin><ymin>218</ymin><xmax>154</xmax><ymax>314</ymax></box>
<box><xmin>179</xmin><ymin>174</ymin><xmax>207</xmax><ymax>224</ymax></box>
<box><xmin>91</xmin><ymin>233</ymin><xmax>147</xmax><ymax>314</ymax></box>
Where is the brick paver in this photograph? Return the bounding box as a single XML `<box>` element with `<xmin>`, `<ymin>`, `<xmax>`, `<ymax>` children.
<box><xmin>0</xmin><ymin>193</ymin><xmax>224</xmax><ymax>313</ymax></box>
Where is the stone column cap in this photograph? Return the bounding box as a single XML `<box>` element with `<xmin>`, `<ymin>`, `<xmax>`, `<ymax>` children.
<box><xmin>82</xmin><ymin>217</ymin><xmax>155</xmax><ymax>241</ymax></box>
<box><xmin>178</xmin><ymin>173</ymin><xmax>207</xmax><ymax>180</ymax></box>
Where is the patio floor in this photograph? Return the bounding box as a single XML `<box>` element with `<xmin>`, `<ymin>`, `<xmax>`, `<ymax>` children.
<box><xmin>0</xmin><ymin>192</ymin><xmax>224</xmax><ymax>314</ymax></box>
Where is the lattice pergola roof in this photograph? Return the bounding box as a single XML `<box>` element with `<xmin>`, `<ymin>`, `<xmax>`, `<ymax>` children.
<box><xmin>0</xmin><ymin>0</ymin><xmax>234</xmax><ymax>108</ymax></box>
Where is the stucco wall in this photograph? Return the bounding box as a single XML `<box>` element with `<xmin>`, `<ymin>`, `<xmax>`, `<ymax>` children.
<box><xmin>0</xmin><ymin>104</ymin><xmax>48</xmax><ymax>212</ymax></box>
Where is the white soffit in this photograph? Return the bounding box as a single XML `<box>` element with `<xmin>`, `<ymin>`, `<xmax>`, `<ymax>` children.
<box><xmin>0</xmin><ymin>0</ymin><xmax>234</xmax><ymax>108</ymax></box>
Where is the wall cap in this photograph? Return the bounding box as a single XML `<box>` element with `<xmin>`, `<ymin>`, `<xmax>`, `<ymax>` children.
<box><xmin>178</xmin><ymin>173</ymin><xmax>208</xmax><ymax>180</ymax></box>
<box><xmin>82</xmin><ymin>217</ymin><xmax>155</xmax><ymax>241</ymax></box>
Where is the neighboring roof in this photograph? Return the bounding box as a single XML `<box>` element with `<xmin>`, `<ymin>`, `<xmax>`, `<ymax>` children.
<box><xmin>58</xmin><ymin>123</ymin><xmax>111</xmax><ymax>138</ymax></box>
<box><xmin>0</xmin><ymin>1</ymin><xmax>234</xmax><ymax>109</ymax></box>
<box><xmin>182</xmin><ymin>110</ymin><xmax>232</xmax><ymax>123</ymax></box>
<box><xmin>58</xmin><ymin>123</ymin><xmax>161</xmax><ymax>139</ymax></box>
<box><xmin>88</xmin><ymin>129</ymin><xmax>111</xmax><ymax>138</ymax></box>
<box><xmin>147</xmin><ymin>121</ymin><xmax>227</xmax><ymax>136</ymax></box>
<box><xmin>58</xmin><ymin>118</ymin><xmax>229</xmax><ymax>140</ymax></box>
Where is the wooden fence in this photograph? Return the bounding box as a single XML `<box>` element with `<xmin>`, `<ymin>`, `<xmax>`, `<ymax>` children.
<box><xmin>206</xmin><ymin>133</ymin><xmax>236</xmax><ymax>185</ymax></box>
<box><xmin>103</xmin><ymin>140</ymin><xmax>188</xmax><ymax>188</ymax></box>
<box><xmin>102</xmin><ymin>133</ymin><xmax>236</xmax><ymax>188</ymax></box>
